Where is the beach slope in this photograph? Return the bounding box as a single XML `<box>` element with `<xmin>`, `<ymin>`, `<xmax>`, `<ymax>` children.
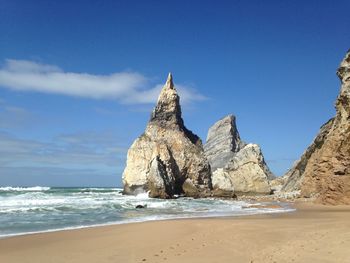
<box><xmin>1</xmin><ymin>203</ymin><xmax>350</xmax><ymax>263</ymax></box>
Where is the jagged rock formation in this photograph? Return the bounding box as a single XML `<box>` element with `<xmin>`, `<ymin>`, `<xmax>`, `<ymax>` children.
<box><xmin>123</xmin><ymin>73</ymin><xmax>212</xmax><ymax>198</ymax></box>
<box><xmin>204</xmin><ymin>115</ymin><xmax>246</xmax><ymax>171</ymax></box>
<box><xmin>204</xmin><ymin>115</ymin><xmax>274</xmax><ymax>196</ymax></box>
<box><xmin>282</xmin><ymin>50</ymin><xmax>350</xmax><ymax>205</ymax></box>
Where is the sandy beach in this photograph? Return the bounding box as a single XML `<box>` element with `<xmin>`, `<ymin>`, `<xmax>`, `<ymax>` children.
<box><xmin>0</xmin><ymin>203</ymin><xmax>349</xmax><ymax>263</ymax></box>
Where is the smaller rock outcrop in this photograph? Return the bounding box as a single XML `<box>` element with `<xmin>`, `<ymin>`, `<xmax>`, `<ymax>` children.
<box><xmin>269</xmin><ymin>175</ymin><xmax>289</xmax><ymax>193</ymax></box>
<box><xmin>205</xmin><ymin>115</ymin><xmax>274</xmax><ymax>196</ymax></box>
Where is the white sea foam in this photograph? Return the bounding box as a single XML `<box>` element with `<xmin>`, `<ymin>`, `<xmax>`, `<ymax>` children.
<box><xmin>0</xmin><ymin>205</ymin><xmax>295</xmax><ymax>239</ymax></box>
<box><xmin>0</xmin><ymin>186</ymin><xmax>51</xmax><ymax>192</ymax></box>
<box><xmin>0</xmin><ymin>187</ymin><xmax>295</xmax><ymax>239</ymax></box>
<box><xmin>135</xmin><ymin>191</ymin><xmax>150</xmax><ymax>199</ymax></box>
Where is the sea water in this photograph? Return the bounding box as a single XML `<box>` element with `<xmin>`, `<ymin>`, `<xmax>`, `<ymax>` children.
<box><xmin>0</xmin><ymin>186</ymin><xmax>294</xmax><ymax>238</ymax></box>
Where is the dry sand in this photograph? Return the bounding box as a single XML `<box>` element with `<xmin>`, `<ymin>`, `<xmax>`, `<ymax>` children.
<box><xmin>1</xmin><ymin>203</ymin><xmax>350</xmax><ymax>263</ymax></box>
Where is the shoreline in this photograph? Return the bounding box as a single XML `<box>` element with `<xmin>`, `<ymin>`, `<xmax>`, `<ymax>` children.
<box><xmin>1</xmin><ymin>202</ymin><xmax>350</xmax><ymax>262</ymax></box>
<box><xmin>0</xmin><ymin>200</ymin><xmax>295</xmax><ymax>240</ymax></box>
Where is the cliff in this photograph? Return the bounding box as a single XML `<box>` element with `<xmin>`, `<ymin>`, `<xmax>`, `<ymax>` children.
<box><xmin>282</xmin><ymin>50</ymin><xmax>350</xmax><ymax>205</ymax></box>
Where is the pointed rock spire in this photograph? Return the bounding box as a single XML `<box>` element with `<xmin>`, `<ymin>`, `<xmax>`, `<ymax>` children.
<box><xmin>150</xmin><ymin>73</ymin><xmax>183</xmax><ymax>128</ymax></box>
<box><xmin>122</xmin><ymin>72</ymin><xmax>211</xmax><ymax>199</ymax></box>
<box><xmin>149</xmin><ymin>73</ymin><xmax>201</xmax><ymax>145</ymax></box>
<box><xmin>165</xmin><ymin>72</ymin><xmax>174</xmax><ymax>89</ymax></box>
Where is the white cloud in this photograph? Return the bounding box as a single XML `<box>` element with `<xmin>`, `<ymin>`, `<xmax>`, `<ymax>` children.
<box><xmin>0</xmin><ymin>59</ymin><xmax>206</xmax><ymax>104</ymax></box>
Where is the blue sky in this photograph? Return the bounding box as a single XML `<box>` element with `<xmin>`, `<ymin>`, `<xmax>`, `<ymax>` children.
<box><xmin>0</xmin><ymin>0</ymin><xmax>349</xmax><ymax>187</ymax></box>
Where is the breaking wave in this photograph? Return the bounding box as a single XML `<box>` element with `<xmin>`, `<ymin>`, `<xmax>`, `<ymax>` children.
<box><xmin>0</xmin><ymin>186</ymin><xmax>51</xmax><ymax>192</ymax></box>
<box><xmin>0</xmin><ymin>187</ymin><xmax>294</xmax><ymax>238</ymax></box>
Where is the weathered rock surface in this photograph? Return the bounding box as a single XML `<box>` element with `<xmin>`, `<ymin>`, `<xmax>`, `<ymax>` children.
<box><xmin>123</xmin><ymin>73</ymin><xmax>212</xmax><ymax>198</ymax></box>
<box><xmin>147</xmin><ymin>156</ymin><xmax>174</xmax><ymax>198</ymax></box>
<box><xmin>282</xmin><ymin>118</ymin><xmax>334</xmax><ymax>193</ymax></box>
<box><xmin>204</xmin><ymin>115</ymin><xmax>246</xmax><ymax>171</ymax></box>
<box><xmin>269</xmin><ymin>174</ymin><xmax>289</xmax><ymax>193</ymax></box>
<box><xmin>211</xmin><ymin>168</ymin><xmax>235</xmax><ymax>197</ymax></box>
<box><xmin>205</xmin><ymin>115</ymin><xmax>274</xmax><ymax>196</ymax></box>
<box><xmin>282</xmin><ymin>50</ymin><xmax>350</xmax><ymax>205</ymax></box>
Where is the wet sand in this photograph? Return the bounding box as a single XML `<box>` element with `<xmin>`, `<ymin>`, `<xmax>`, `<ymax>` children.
<box><xmin>1</xmin><ymin>203</ymin><xmax>350</xmax><ymax>263</ymax></box>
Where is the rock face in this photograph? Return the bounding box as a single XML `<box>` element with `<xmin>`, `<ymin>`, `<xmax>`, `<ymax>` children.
<box><xmin>269</xmin><ymin>174</ymin><xmax>289</xmax><ymax>193</ymax></box>
<box><xmin>204</xmin><ymin>115</ymin><xmax>246</xmax><ymax>171</ymax></box>
<box><xmin>282</xmin><ymin>119</ymin><xmax>334</xmax><ymax>193</ymax></box>
<box><xmin>282</xmin><ymin>50</ymin><xmax>350</xmax><ymax>205</ymax></box>
<box><xmin>147</xmin><ymin>156</ymin><xmax>174</xmax><ymax>199</ymax></box>
<box><xmin>123</xmin><ymin>73</ymin><xmax>212</xmax><ymax>198</ymax></box>
<box><xmin>204</xmin><ymin>115</ymin><xmax>273</xmax><ymax>196</ymax></box>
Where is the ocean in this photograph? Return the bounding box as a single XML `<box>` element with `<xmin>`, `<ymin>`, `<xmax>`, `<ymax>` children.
<box><xmin>0</xmin><ymin>186</ymin><xmax>294</xmax><ymax>238</ymax></box>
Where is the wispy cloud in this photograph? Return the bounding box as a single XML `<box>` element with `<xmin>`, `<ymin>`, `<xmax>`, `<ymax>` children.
<box><xmin>0</xmin><ymin>59</ymin><xmax>206</xmax><ymax>104</ymax></box>
<box><xmin>0</xmin><ymin>99</ymin><xmax>35</xmax><ymax>129</ymax></box>
<box><xmin>0</xmin><ymin>130</ymin><xmax>128</xmax><ymax>186</ymax></box>
<box><xmin>0</xmin><ymin>131</ymin><xmax>127</xmax><ymax>168</ymax></box>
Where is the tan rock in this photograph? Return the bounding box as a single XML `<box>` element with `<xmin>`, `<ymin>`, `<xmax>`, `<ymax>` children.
<box><xmin>282</xmin><ymin>50</ymin><xmax>350</xmax><ymax>205</ymax></box>
<box><xmin>224</xmin><ymin>144</ymin><xmax>272</xmax><ymax>195</ymax></box>
<box><xmin>269</xmin><ymin>175</ymin><xmax>288</xmax><ymax>193</ymax></box>
<box><xmin>147</xmin><ymin>156</ymin><xmax>174</xmax><ymax>199</ymax></box>
<box><xmin>204</xmin><ymin>115</ymin><xmax>273</xmax><ymax>196</ymax></box>
<box><xmin>123</xmin><ymin>73</ymin><xmax>212</xmax><ymax>198</ymax></box>
<box><xmin>211</xmin><ymin>169</ymin><xmax>235</xmax><ymax>197</ymax></box>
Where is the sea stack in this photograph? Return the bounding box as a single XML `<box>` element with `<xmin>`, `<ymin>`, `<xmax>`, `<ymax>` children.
<box><xmin>122</xmin><ymin>73</ymin><xmax>212</xmax><ymax>198</ymax></box>
<box><xmin>282</xmin><ymin>50</ymin><xmax>350</xmax><ymax>205</ymax></box>
<box><xmin>204</xmin><ymin>115</ymin><xmax>274</xmax><ymax>196</ymax></box>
